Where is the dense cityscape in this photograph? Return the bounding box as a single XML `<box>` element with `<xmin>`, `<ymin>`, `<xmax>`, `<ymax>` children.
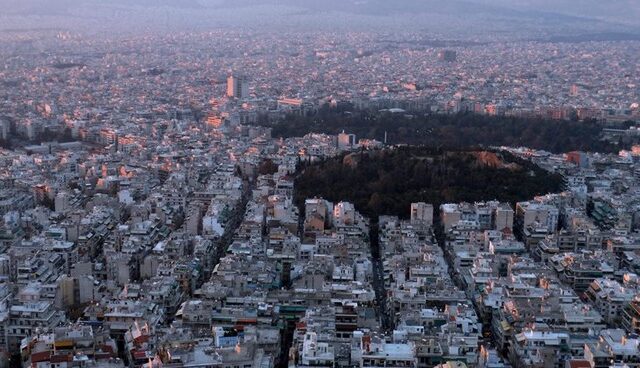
<box><xmin>1</xmin><ymin>1</ymin><xmax>640</xmax><ymax>368</ymax></box>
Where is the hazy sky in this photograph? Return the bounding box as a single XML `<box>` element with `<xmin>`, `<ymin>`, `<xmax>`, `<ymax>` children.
<box><xmin>1</xmin><ymin>0</ymin><xmax>639</xmax><ymax>39</ymax></box>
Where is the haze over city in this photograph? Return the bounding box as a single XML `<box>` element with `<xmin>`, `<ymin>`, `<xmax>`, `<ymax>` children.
<box><xmin>2</xmin><ymin>0</ymin><xmax>640</xmax><ymax>37</ymax></box>
<box><xmin>1</xmin><ymin>1</ymin><xmax>640</xmax><ymax>368</ymax></box>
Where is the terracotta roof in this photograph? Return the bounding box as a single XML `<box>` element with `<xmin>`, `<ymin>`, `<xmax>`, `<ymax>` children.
<box><xmin>50</xmin><ymin>354</ymin><xmax>73</xmax><ymax>363</ymax></box>
<box><xmin>100</xmin><ymin>344</ymin><xmax>115</xmax><ymax>354</ymax></box>
<box><xmin>30</xmin><ymin>351</ymin><xmax>51</xmax><ymax>363</ymax></box>
<box><xmin>568</xmin><ymin>360</ymin><xmax>592</xmax><ymax>368</ymax></box>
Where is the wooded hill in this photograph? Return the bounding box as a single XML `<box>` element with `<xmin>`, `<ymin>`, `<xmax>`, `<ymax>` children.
<box><xmin>294</xmin><ymin>146</ymin><xmax>565</xmax><ymax>219</ymax></box>
<box><xmin>264</xmin><ymin>109</ymin><xmax>624</xmax><ymax>154</ymax></box>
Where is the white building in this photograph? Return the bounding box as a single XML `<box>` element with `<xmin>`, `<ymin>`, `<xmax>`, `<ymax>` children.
<box><xmin>410</xmin><ymin>202</ymin><xmax>433</xmax><ymax>227</ymax></box>
<box><xmin>334</xmin><ymin>202</ymin><xmax>356</xmax><ymax>226</ymax></box>
<box><xmin>338</xmin><ymin>131</ymin><xmax>357</xmax><ymax>150</ymax></box>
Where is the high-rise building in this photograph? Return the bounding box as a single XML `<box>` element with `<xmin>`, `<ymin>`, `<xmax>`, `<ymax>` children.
<box><xmin>0</xmin><ymin>119</ymin><xmax>8</xmax><ymax>140</ymax></box>
<box><xmin>437</xmin><ymin>50</ymin><xmax>457</xmax><ymax>62</ymax></box>
<box><xmin>226</xmin><ymin>75</ymin><xmax>249</xmax><ymax>99</ymax></box>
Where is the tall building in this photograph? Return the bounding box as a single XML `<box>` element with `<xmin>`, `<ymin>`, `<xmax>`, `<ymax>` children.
<box><xmin>226</xmin><ymin>75</ymin><xmax>249</xmax><ymax>99</ymax></box>
<box><xmin>0</xmin><ymin>119</ymin><xmax>8</xmax><ymax>140</ymax></box>
<box><xmin>438</xmin><ymin>50</ymin><xmax>457</xmax><ymax>62</ymax></box>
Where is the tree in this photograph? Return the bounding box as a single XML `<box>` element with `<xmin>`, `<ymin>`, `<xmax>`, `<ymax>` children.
<box><xmin>261</xmin><ymin>110</ymin><xmax>623</xmax><ymax>154</ymax></box>
<box><xmin>258</xmin><ymin>159</ymin><xmax>279</xmax><ymax>175</ymax></box>
<box><xmin>294</xmin><ymin>147</ymin><xmax>564</xmax><ymax>220</ymax></box>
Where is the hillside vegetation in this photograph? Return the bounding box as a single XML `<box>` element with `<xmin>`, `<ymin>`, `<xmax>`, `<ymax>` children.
<box><xmin>266</xmin><ymin>110</ymin><xmax>624</xmax><ymax>154</ymax></box>
<box><xmin>294</xmin><ymin>146</ymin><xmax>565</xmax><ymax>219</ymax></box>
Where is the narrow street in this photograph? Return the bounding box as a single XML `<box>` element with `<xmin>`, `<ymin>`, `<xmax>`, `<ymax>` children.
<box><xmin>369</xmin><ymin>221</ymin><xmax>392</xmax><ymax>332</ymax></box>
<box><xmin>213</xmin><ymin>177</ymin><xmax>254</xmax><ymax>267</ymax></box>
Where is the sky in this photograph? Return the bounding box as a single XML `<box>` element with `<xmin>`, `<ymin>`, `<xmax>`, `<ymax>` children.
<box><xmin>0</xmin><ymin>0</ymin><xmax>639</xmax><ymax>40</ymax></box>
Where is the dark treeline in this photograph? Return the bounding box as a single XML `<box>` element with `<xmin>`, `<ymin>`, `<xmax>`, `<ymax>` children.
<box><xmin>264</xmin><ymin>109</ymin><xmax>625</xmax><ymax>154</ymax></box>
<box><xmin>294</xmin><ymin>146</ymin><xmax>565</xmax><ymax>219</ymax></box>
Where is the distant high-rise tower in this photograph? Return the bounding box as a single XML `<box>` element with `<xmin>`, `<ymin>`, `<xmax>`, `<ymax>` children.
<box><xmin>226</xmin><ymin>75</ymin><xmax>249</xmax><ymax>99</ymax></box>
<box><xmin>437</xmin><ymin>50</ymin><xmax>457</xmax><ymax>62</ymax></box>
<box><xmin>570</xmin><ymin>84</ymin><xmax>579</xmax><ymax>97</ymax></box>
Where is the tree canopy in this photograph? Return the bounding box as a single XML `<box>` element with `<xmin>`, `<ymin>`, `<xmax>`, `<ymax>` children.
<box><xmin>264</xmin><ymin>109</ymin><xmax>623</xmax><ymax>154</ymax></box>
<box><xmin>294</xmin><ymin>146</ymin><xmax>565</xmax><ymax>219</ymax></box>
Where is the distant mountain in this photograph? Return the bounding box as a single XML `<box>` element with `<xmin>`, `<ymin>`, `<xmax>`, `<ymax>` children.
<box><xmin>2</xmin><ymin>0</ymin><xmax>638</xmax><ymax>21</ymax></box>
<box><xmin>216</xmin><ymin>0</ymin><xmax>495</xmax><ymax>15</ymax></box>
<box><xmin>0</xmin><ymin>0</ymin><xmax>638</xmax><ymax>38</ymax></box>
<box><xmin>479</xmin><ymin>0</ymin><xmax>640</xmax><ymax>25</ymax></box>
<box><xmin>0</xmin><ymin>0</ymin><xmax>204</xmax><ymax>14</ymax></box>
<box><xmin>214</xmin><ymin>0</ymin><xmax>640</xmax><ymax>23</ymax></box>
